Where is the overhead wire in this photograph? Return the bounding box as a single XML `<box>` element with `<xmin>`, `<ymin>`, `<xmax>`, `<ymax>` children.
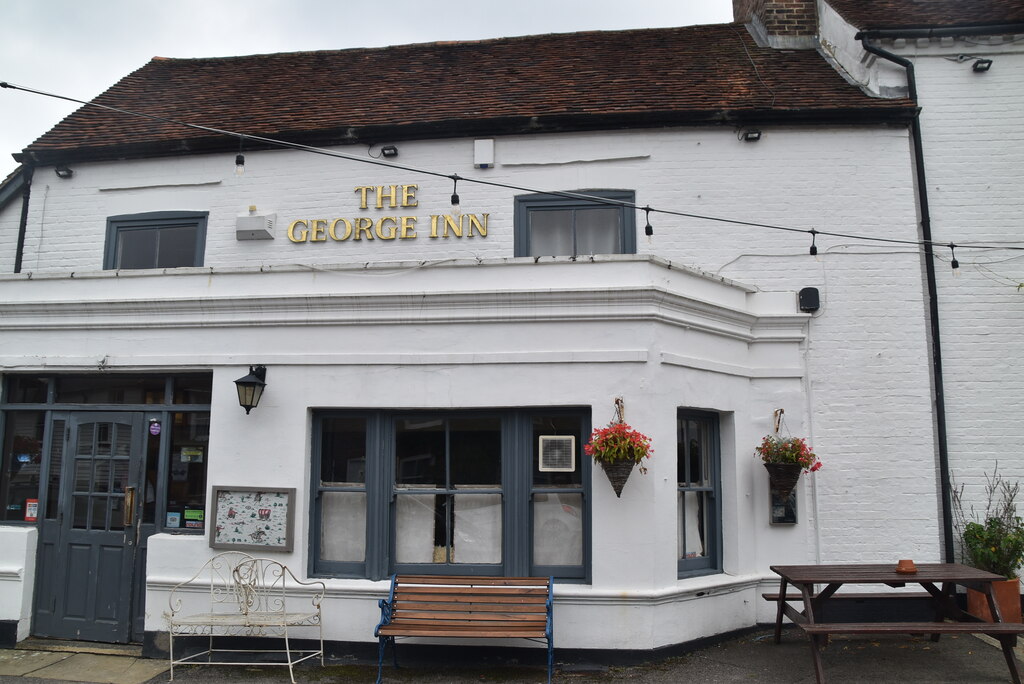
<box><xmin>3</xmin><ymin>80</ymin><xmax>1024</xmax><ymax>255</ymax></box>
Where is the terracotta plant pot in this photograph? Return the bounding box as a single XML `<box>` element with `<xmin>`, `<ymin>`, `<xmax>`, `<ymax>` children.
<box><xmin>967</xmin><ymin>577</ymin><xmax>1022</xmax><ymax>623</ymax></box>
<box><xmin>764</xmin><ymin>462</ymin><xmax>802</xmax><ymax>497</ymax></box>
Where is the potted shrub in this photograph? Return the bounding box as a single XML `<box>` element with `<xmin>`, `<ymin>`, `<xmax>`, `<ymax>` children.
<box><xmin>585</xmin><ymin>420</ymin><xmax>653</xmax><ymax>498</ymax></box>
<box><xmin>954</xmin><ymin>469</ymin><xmax>1024</xmax><ymax>622</ymax></box>
<box><xmin>755</xmin><ymin>434</ymin><xmax>821</xmax><ymax>497</ymax></box>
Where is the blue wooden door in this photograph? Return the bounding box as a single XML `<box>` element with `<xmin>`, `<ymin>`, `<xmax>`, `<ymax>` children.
<box><xmin>33</xmin><ymin>413</ymin><xmax>145</xmax><ymax>642</ymax></box>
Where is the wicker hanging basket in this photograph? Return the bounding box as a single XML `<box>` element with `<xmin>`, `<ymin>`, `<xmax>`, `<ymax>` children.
<box><xmin>601</xmin><ymin>460</ymin><xmax>637</xmax><ymax>498</ymax></box>
<box><xmin>764</xmin><ymin>462</ymin><xmax>802</xmax><ymax>497</ymax></box>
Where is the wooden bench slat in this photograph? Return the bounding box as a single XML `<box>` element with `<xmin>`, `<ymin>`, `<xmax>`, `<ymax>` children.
<box><xmin>396</xmin><ymin>575</ymin><xmax>549</xmax><ymax>586</ymax></box>
<box><xmin>379</xmin><ymin>625</ymin><xmax>547</xmax><ymax>637</ymax></box>
<box><xmin>395</xmin><ymin>600</ymin><xmax>545</xmax><ymax>614</ymax></box>
<box><xmin>391</xmin><ymin>613</ymin><xmax>547</xmax><ymax>624</ymax></box>
<box><xmin>395</xmin><ymin>586</ymin><xmax>549</xmax><ymax>597</ymax></box>
<box><xmin>800</xmin><ymin>621</ymin><xmax>1024</xmax><ymax>635</ymax></box>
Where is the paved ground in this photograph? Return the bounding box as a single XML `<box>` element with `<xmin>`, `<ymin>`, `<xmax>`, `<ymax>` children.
<box><xmin>0</xmin><ymin>627</ymin><xmax>1022</xmax><ymax>683</ymax></box>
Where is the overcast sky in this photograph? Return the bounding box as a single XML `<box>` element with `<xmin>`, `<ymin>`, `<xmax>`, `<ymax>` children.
<box><xmin>0</xmin><ymin>0</ymin><xmax>733</xmax><ymax>180</ymax></box>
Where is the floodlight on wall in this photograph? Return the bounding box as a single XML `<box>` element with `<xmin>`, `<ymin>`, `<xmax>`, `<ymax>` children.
<box><xmin>54</xmin><ymin>166</ymin><xmax>73</xmax><ymax>179</ymax></box>
<box><xmin>972</xmin><ymin>58</ymin><xmax>993</xmax><ymax>72</ymax></box>
<box><xmin>234</xmin><ymin>365</ymin><xmax>267</xmax><ymax>414</ymax></box>
<box><xmin>380</xmin><ymin>145</ymin><xmax>399</xmax><ymax>158</ymax></box>
<box><xmin>739</xmin><ymin>128</ymin><xmax>762</xmax><ymax>142</ymax></box>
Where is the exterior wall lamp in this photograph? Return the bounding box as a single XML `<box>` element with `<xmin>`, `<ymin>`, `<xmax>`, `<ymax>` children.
<box><xmin>380</xmin><ymin>145</ymin><xmax>399</xmax><ymax>158</ymax></box>
<box><xmin>739</xmin><ymin>128</ymin><xmax>762</xmax><ymax>142</ymax></box>
<box><xmin>54</xmin><ymin>166</ymin><xmax>74</xmax><ymax>179</ymax></box>
<box><xmin>972</xmin><ymin>59</ymin><xmax>993</xmax><ymax>72</ymax></box>
<box><xmin>234</xmin><ymin>365</ymin><xmax>267</xmax><ymax>414</ymax></box>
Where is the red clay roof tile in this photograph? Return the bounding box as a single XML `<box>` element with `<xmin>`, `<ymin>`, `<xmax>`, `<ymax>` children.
<box><xmin>20</xmin><ymin>23</ymin><xmax>915</xmax><ymax>164</ymax></box>
<box><xmin>828</xmin><ymin>0</ymin><xmax>1024</xmax><ymax>30</ymax></box>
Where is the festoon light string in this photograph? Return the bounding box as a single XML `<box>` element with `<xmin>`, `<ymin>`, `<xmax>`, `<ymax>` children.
<box><xmin>2</xmin><ymin>80</ymin><xmax>1021</xmax><ymax>269</ymax></box>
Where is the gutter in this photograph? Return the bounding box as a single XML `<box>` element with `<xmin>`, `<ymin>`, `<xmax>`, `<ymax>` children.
<box><xmin>854</xmin><ymin>30</ymin><xmax>960</xmax><ymax>562</ymax></box>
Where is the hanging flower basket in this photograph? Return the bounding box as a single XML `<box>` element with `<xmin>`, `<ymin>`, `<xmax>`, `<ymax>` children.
<box><xmin>764</xmin><ymin>462</ymin><xmax>803</xmax><ymax>497</ymax></box>
<box><xmin>755</xmin><ymin>434</ymin><xmax>821</xmax><ymax>498</ymax></box>
<box><xmin>599</xmin><ymin>460</ymin><xmax>638</xmax><ymax>498</ymax></box>
<box><xmin>585</xmin><ymin>417</ymin><xmax>653</xmax><ymax>498</ymax></box>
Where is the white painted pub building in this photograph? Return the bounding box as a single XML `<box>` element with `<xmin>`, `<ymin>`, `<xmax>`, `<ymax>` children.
<box><xmin>1</xmin><ymin>0</ymin><xmax>1022</xmax><ymax>658</ymax></box>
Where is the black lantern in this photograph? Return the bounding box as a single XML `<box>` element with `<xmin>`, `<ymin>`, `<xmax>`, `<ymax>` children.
<box><xmin>234</xmin><ymin>365</ymin><xmax>266</xmax><ymax>414</ymax></box>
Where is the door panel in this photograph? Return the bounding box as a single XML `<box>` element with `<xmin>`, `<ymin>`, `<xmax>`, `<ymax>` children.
<box><xmin>33</xmin><ymin>413</ymin><xmax>144</xmax><ymax>642</ymax></box>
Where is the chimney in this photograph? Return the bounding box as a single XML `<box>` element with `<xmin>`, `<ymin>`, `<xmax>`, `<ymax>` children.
<box><xmin>734</xmin><ymin>0</ymin><xmax>818</xmax><ymax>49</ymax></box>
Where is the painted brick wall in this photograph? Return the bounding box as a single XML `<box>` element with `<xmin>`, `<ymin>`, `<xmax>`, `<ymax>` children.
<box><xmin>734</xmin><ymin>0</ymin><xmax>818</xmax><ymax>37</ymax></box>
<box><xmin>8</xmin><ymin>122</ymin><xmax>945</xmax><ymax>566</ymax></box>
<box><xmin>910</xmin><ymin>47</ymin><xmax>1024</xmax><ymax>531</ymax></box>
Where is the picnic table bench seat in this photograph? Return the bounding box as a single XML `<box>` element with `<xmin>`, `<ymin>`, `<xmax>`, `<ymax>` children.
<box><xmin>374</xmin><ymin>574</ymin><xmax>554</xmax><ymax>684</ymax></box>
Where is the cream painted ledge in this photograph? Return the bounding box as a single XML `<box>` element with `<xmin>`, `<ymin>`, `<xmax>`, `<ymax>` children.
<box><xmin>148</xmin><ymin>572</ymin><xmax>766</xmax><ymax>607</ymax></box>
<box><xmin>661</xmin><ymin>352</ymin><xmax>804</xmax><ymax>380</ymax></box>
<box><xmin>0</xmin><ymin>350</ymin><xmax>649</xmax><ymax>371</ymax></box>
<box><xmin>0</xmin><ymin>567</ymin><xmax>23</xmax><ymax>581</ymax></box>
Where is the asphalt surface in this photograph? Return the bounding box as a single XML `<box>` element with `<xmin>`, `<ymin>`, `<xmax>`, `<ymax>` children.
<box><xmin>1</xmin><ymin>626</ymin><xmax>1022</xmax><ymax>683</ymax></box>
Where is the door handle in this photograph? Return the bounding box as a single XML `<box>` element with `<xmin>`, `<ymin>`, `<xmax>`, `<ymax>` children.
<box><xmin>123</xmin><ymin>486</ymin><xmax>136</xmax><ymax>527</ymax></box>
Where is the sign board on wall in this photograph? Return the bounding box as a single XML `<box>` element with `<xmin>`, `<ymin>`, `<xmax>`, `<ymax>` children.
<box><xmin>209</xmin><ymin>486</ymin><xmax>296</xmax><ymax>552</ymax></box>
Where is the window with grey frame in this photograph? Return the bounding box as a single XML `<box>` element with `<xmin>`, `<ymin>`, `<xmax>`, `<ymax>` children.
<box><xmin>514</xmin><ymin>190</ymin><xmax>636</xmax><ymax>258</ymax></box>
<box><xmin>311</xmin><ymin>409</ymin><xmax>590</xmax><ymax>581</ymax></box>
<box><xmin>104</xmin><ymin>211</ymin><xmax>208</xmax><ymax>270</ymax></box>
<box><xmin>678</xmin><ymin>410</ymin><xmax>721</xmax><ymax>576</ymax></box>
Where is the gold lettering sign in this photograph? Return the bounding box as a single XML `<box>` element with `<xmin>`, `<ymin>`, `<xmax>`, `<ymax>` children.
<box><xmin>287</xmin><ymin>183</ymin><xmax>488</xmax><ymax>244</ymax></box>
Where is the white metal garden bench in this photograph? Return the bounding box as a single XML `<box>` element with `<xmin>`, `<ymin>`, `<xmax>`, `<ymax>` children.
<box><xmin>165</xmin><ymin>552</ymin><xmax>325</xmax><ymax>683</ymax></box>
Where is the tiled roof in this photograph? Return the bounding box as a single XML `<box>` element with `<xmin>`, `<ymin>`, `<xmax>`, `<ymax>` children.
<box><xmin>829</xmin><ymin>0</ymin><xmax>1024</xmax><ymax>30</ymax></box>
<box><xmin>19</xmin><ymin>23</ymin><xmax>914</xmax><ymax>165</ymax></box>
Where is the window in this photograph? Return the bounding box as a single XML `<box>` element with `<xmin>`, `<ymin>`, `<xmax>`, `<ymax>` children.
<box><xmin>104</xmin><ymin>211</ymin><xmax>208</xmax><ymax>269</ymax></box>
<box><xmin>311</xmin><ymin>409</ymin><xmax>590</xmax><ymax>580</ymax></box>
<box><xmin>514</xmin><ymin>190</ymin><xmax>636</xmax><ymax>257</ymax></box>
<box><xmin>678</xmin><ymin>410</ymin><xmax>721</xmax><ymax>576</ymax></box>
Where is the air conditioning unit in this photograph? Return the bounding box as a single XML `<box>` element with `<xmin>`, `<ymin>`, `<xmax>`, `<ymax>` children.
<box><xmin>538</xmin><ymin>436</ymin><xmax>575</xmax><ymax>472</ymax></box>
<box><xmin>236</xmin><ymin>213</ymin><xmax>276</xmax><ymax>240</ymax></box>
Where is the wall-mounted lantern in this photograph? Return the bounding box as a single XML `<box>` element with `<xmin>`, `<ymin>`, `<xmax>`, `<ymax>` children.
<box><xmin>234</xmin><ymin>365</ymin><xmax>267</xmax><ymax>414</ymax></box>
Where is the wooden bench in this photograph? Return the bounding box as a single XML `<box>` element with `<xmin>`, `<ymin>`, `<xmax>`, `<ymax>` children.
<box><xmin>165</xmin><ymin>553</ymin><xmax>326</xmax><ymax>683</ymax></box>
<box><xmin>374</xmin><ymin>574</ymin><xmax>554</xmax><ymax>684</ymax></box>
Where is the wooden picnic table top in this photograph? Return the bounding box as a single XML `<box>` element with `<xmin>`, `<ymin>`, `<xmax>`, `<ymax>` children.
<box><xmin>771</xmin><ymin>562</ymin><xmax>1005</xmax><ymax>586</ymax></box>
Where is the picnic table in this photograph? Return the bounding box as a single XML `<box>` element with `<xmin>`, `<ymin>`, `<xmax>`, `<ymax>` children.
<box><xmin>768</xmin><ymin>563</ymin><xmax>1024</xmax><ymax>684</ymax></box>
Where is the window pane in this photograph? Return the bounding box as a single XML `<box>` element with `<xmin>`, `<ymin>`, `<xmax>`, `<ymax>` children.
<box><xmin>396</xmin><ymin>418</ymin><xmax>445</xmax><ymax>487</ymax></box>
<box><xmin>156</xmin><ymin>225</ymin><xmax>198</xmax><ymax>268</ymax></box>
<box><xmin>453</xmin><ymin>494</ymin><xmax>502</xmax><ymax>563</ymax></box>
<box><xmin>172</xmin><ymin>374</ymin><xmax>212</xmax><ymax>404</ymax></box>
<box><xmin>117</xmin><ymin>229</ymin><xmax>158</xmax><ymax>269</ymax></box>
<box><xmin>320</xmin><ymin>492</ymin><xmax>366</xmax><ymax>562</ymax></box>
<box><xmin>450</xmin><ymin>417</ymin><xmax>501</xmax><ymax>487</ymax></box>
<box><xmin>678</xmin><ymin>491</ymin><xmax>710</xmax><ymax>560</ymax></box>
<box><xmin>4</xmin><ymin>377</ymin><xmax>49</xmax><ymax>403</ymax></box>
<box><xmin>532</xmin><ymin>415</ymin><xmax>583</xmax><ymax>487</ymax></box>
<box><xmin>321</xmin><ymin>417</ymin><xmax>367</xmax><ymax>485</ymax></box>
<box><xmin>574</xmin><ymin>207</ymin><xmax>620</xmax><ymax>255</ymax></box>
<box><xmin>0</xmin><ymin>411</ymin><xmax>44</xmax><ymax>522</ymax></box>
<box><xmin>395</xmin><ymin>493</ymin><xmax>442</xmax><ymax>563</ymax></box>
<box><xmin>533</xmin><ymin>492</ymin><xmax>583</xmax><ymax>565</ymax></box>
<box><xmin>56</xmin><ymin>375</ymin><xmax>165</xmax><ymax>404</ymax></box>
<box><xmin>45</xmin><ymin>419</ymin><xmax>65</xmax><ymax>519</ymax></box>
<box><xmin>529</xmin><ymin>209</ymin><xmax>573</xmax><ymax>256</ymax></box>
<box><xmin>165</xmin><ymin>412</ymin><xmax>208</xmax><ymax>531</ymax></box>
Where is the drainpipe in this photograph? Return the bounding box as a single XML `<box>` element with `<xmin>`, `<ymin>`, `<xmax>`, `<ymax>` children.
<box><xmin>855</xmin><ymin>33</ymin><xmax>954</xmax><ymax>562</ymax></box>
<box><xmin>14</xmin><ymin>165</ymin><xmax>34</xmax><ymax>274</ymax></box>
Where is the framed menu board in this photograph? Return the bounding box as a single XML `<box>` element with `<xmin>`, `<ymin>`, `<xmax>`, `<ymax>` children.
<box><xmin>209</xmin><ymin>486</ymin><xmax>296</xmax><ymax>552</ymax></box>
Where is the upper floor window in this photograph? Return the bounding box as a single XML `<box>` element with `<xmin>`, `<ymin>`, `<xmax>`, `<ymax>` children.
<box><xmin>104</xmin><ymin>211</ymin><xmax>208</xmax><ymax>269</ymax></box>
<box><xmin>514</xmin><ymin>190</ymin><xmax>636</xmax><ymax>258</ymax></box>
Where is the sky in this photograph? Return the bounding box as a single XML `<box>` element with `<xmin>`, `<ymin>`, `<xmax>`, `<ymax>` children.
<box><xmin>0</xmin><ymin>0</ymin><xmax>734</xmax><ymax>181</ymax></box>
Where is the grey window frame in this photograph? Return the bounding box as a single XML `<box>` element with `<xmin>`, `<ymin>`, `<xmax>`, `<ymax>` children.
<box><xmin>103</xmin><ymin>211</ymin><xmax>208</xmax><ymax>270</ymax></box>
<box><xmin>677</xmin><ymin>409</ymin><xmax>722</xmax><ymax>577</ymax></box>
<box><xmin>514</xmin><ymin>190</ymin><xmax>637</xmax><ymax>258</ymax></box>
<box><xmin>310</xmin><ymin>408</ymin><xmax>591</xmax><ymax>582</ymax></box>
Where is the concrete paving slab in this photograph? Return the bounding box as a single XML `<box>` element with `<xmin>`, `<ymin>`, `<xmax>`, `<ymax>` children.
<box><xmin>19</xmin><ymin>653</ymin><xmax>168</xmax><ymax>684</ymax></box>
<box><xmin>0</xmin><ymin>651</ymin><xmax>71</xmax><ymax>677</ymax></box>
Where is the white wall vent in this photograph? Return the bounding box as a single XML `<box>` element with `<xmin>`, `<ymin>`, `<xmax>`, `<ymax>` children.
<box><xmin>236</xmin><ymin>213</ymin><xmax>276</xmax><ymax>240</ymax></box>
<box><xmin>538</xmin><ymin>436</ymin><xmax>575</xmax><ymax>472</ymax></box>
